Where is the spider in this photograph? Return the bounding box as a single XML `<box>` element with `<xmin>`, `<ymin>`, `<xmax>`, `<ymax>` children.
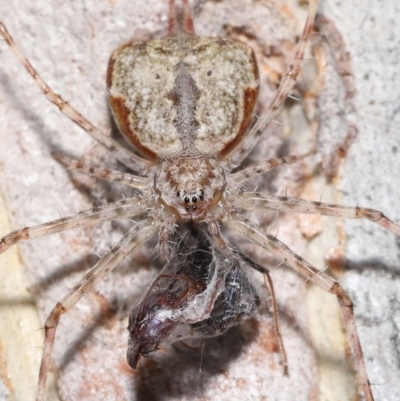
<box><xmin>0</xmin><ymin>0</ymin><xmax>399</xmax><ymax>400</ymax></box>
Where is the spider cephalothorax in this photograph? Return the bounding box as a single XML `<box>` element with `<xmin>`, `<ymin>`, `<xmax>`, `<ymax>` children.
<box><xmin>154</xmin><ymin>157</ymin><xmax>227</xmax><ymax>221</ymax></box>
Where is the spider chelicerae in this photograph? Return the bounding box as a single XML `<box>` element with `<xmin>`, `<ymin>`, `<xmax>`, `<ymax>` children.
<box><xmin>0</xmin><ymin>1</ymin><xmax>399</xmax><ymax>400</ymax></box>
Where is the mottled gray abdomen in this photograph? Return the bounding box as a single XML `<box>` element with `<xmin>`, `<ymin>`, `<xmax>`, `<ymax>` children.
<box><xmin>107</xmin><ymin>33</ymin><xmax>259</xmax><ymax>160</ymax></box>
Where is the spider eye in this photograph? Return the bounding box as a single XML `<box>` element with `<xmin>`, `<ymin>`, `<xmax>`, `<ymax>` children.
<box><xmin>192</xmin><ymin>197</ymin><xmax>197</xmax><ymax>203</ymax></box>
<box><xmin>184</xmin><ymin>197</ymin><xmax>190</xmax><ymax>204</ymax></box>
<box><xmin>177</xmin><ymin>191</ymin><xmax>180</xmax><ymax>197</ymax></box>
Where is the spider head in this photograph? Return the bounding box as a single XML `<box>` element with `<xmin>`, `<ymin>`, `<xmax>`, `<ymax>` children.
<box><xmin>155</xmin><ymin>157</ymin><xmax>227</xmax><ymax>221</ymax></box>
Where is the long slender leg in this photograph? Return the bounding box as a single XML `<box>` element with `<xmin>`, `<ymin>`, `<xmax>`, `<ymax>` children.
<box><xmin>0</xmin><ymin>197</ymin><xmax>146</xmax><ymax>254</ymax></box>
<box><xmin>168</xmin><ymin>0</ymin><xmax>195</xmax><ymax>35</ymax></box>
<box><xmin>227</xmin><ymin>217</ymin><xmax>374</xmax><ymax>401</ymax></box>
<box><xmin>228</xmin><ymin>0</ymin><xmax>319</xmax><ymax>167</ymax></box>
<box><xmin>0</xmin><ymin>22</ymin><xmax>151</xmax><ymax>173</ymax></box>
<box><xmin>36</xmin><ymin>218</ymin><xmax>157</xmax><ymax>401</ymax></box>
<box><xmin>239</xmin><ymin>191</ymin><xmax>400</xmax><ymax>236</ymax></box>
<box><xmin>262</xmin><ymin>266</ymin><xmax>288</xmax><ymax>375</ymax></box>
<box><xmin>53</xmin><ymin>151</ymin><xmax>149</xmax><ymax>189</ymax></box>
<box><xmin>230</xmin><ymin>153</ymin><xmax>311</xmax><ymax>184</ymax></box>
<box><xmin>240</xmin><ymin>253</ymin><xmax>288</xmax><ymax>374</ymax></box>
<box><xmin>208</xmin><ymin>218</ymin><xmax>231</xmax><ymax>257</ymax></box>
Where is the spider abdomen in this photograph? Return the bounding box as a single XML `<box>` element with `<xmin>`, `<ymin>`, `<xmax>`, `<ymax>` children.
<box><xmin>107</xmin><ymin>33</ymin><xmax>259</xmax><ymax>160</ymax></box>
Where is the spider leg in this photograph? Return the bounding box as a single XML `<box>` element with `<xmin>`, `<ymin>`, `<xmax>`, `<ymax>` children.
<box><xmin>239</xmin><ymin>253</ymin><xmax>288</xmax><ymax>375</ymax></box>
<box><xmin>239</xmin><ymin>192</ymin><xmax>400</xmax><ymax>236</ymax></box>
<box><xmin>227</xmin><ymin>0</ymin><xmax>319</xmax><ymax>167</ymax></box>
<box><xmin>0</xmin><ymin>197</ymin><xmax>146</xmax><ymax>254</ymax></box>
<box><xmin>231</xmin><ymin>153</ymin><xmax>311</xmax><ymax>184</ymax></box>
<box><xmin>35</xmin><ymin>218</ymin><xmax>157</xmax><ymax>401</ymax></box>
<box><xmin>168</xmin><ymin>0</ymin><xmax>195</xmax><ymax>35</ymax></box>
<box><xmin>53</xmin><ymin>151</ymin><xmax>149</xmax><ymax>189</ymax></box>
<box><xmin>227</xmin><ymin>217</ymin><xmax>374</xmax><ymax>401</ymax></box>
<box><xmin>0</xmin><ymin>22</ymin><xmax>151</xmax><ymax>174</ymax></box>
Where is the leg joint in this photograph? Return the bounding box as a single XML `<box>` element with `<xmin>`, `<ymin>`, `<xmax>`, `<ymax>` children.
<box><xmin>331</xmin><ymin>282</ymin><xmax>353</xmax><ymax>307</ymax></box>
